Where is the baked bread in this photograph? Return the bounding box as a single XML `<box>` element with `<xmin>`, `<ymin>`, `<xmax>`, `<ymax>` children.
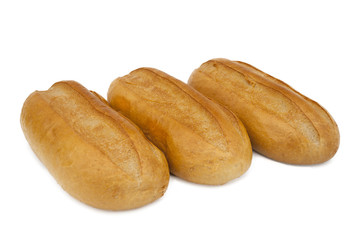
<box><xmin>108</xmin><ymin>68</ymin><xmax>252</xmax><ymax>185</ymax></box>
<box><xmin>188</xmin><ymin>58</ymin><xmax>340</xmax><ymax>164</ymax></box>
<box><xmin>20</xmin><ymin>81</ymin><xmax>169</xmax><ymax>210</ymax></box>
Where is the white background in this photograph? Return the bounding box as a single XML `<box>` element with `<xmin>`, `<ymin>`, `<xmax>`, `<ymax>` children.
<box><xmin>1</xmin><ymin>0</ymin><xmax>358</xmax><ymax>239</ymax></box>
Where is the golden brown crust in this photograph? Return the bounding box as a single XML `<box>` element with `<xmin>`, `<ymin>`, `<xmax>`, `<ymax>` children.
<box><xmin>20</xmin><ymin>81</ymin><xmax>169</xmax><ymax>210</ymax></box>
<box><xmin>188</xmin><ymin>58</ymin><xmax>340</xmax><ymax>164</ymax></box>
<box><xmin>90</xmin><ymin>90</ymin><xmax>111</xmax><ymax>107</ymax></box>
<box><xmin>108</xmin><ymin>68</ymin><xmax>252</xmax><ymax>185</ymax></box>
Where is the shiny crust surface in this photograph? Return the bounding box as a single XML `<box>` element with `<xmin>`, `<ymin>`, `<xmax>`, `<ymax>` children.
<box><xmin>108</xmin><ymin>68</ymin><xmax>252</xmax><ymax>185</ymax></box>
<box><xmin>188</xmin><ymin>58</ymin><xmax>340</xmax><ymax>164</ymax></box>
<box><xmin>21</xmin><ymin>81</ymin><xmax>169</xmax><ymax>210</ymax></box>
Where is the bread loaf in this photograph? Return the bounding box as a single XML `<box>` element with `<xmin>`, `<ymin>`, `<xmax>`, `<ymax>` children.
<box><xmin>188</xmin><ymin>58</ymin><xmax>340</xmax><ymax>164</ymax></box>
<box><xmin>108</xmin><ymin>68</ymin><xmax>252</xmax><ymax>185</ymax></box>
<box><xmin>20</xmin><ymin>81</ymin><xmax>169</xmax><ymax>210</ymax></box>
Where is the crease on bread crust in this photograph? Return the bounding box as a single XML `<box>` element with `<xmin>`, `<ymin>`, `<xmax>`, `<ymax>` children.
<box><xmin>207</xmin><ymin>59</ymin><xmax>321</xmax><ymax>144</ymax></box>
<box><xmin>44</xmin><ymin>81</ymin><xmax>143</xmax><ymax>181</ymax></box>
<box><xmin>233</xmin><ymin>60</ymin><xmax>337</xmax><ymax>126</ymax></box>
<box><xmin>118</xmin><ymin>68</ymin><xmax>230</xmax><ymax>151</ymax></box>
